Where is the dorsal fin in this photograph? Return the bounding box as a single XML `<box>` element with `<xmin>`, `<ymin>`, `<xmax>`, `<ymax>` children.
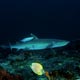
<box><xmin>20</xmin><ymin>33</ymin><xmax>38</xmax><ymax>43</ymax></box>
<box><xmin>30</xmin><ymin>33</ymin><xmax>38</xmax><ymax>39</ymax></box>
<box><xmin>20</xmin><ymin>37</ymin><xmax>34</xmax><ymax>42</ymax></box>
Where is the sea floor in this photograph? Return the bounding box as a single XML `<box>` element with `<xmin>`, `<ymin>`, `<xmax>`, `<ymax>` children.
<box><xmin>0</xmin><ymin>40</ymin><xmax>80</xmax><ymax>80</ymax></box>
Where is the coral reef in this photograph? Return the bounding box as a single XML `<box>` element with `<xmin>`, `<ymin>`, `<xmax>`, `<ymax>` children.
<box><xmin>0</xmin><ymin>69</ymin><xmax>23</xmax><ymax>80</ymax></box>
<box><xmin>0</xmin><ymin>40</ymin><xmax>80</xmax><ymax>80</ymax></box>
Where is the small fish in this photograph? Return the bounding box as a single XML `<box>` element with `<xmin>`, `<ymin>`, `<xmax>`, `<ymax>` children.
<box><xmin>30</xmin><ymin>62</ymin><xmax>45</xmax><ymax>76</ymax></box>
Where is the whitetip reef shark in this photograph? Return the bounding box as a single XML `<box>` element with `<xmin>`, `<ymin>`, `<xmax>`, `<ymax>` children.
<box><xmin>0</xmin><ymin>33</ymin><xmax>70</xmax><ymax>51</ymax></box>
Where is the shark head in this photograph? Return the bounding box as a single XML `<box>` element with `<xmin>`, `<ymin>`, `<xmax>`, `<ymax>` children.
<box><xmin>51</xmin><ymin>40</ymin><xmax>69</xmax><ymax>48</ymax></box>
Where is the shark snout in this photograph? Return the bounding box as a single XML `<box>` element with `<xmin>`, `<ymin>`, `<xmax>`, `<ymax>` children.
<box><xmin>60</xmin><ymin>41</ymin><xmax>70</xmax><ymax>46</ymax></box>
<box><xmin>52</xmin><ymin>40</ymin><xmax>70</xmax><ymax>48</ymax></box>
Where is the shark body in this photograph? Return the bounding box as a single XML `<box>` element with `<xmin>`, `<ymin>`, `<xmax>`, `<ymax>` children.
<box><xmin>1</xmin><ymin>34</ymin><xmax>70</xmax><ymax>50</ymax></box>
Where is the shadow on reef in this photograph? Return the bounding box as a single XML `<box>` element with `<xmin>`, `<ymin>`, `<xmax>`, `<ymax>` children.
<box><xmin>0</xmin><ymin>40</ymin><xmax>80</xmax><ymax>80</ymax></box>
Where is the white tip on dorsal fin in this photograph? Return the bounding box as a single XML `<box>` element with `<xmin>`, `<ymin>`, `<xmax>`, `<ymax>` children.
<box><xmin>30</xmin><ymin>33</ymin><xmax>38</xmax><ymax>39</ymax></box>
<box><xmin>20</xmin><ymin>33</ymin><xmax>38</xmax><ymax>43</ymax></box>
<box><xmin>20</xmin><ymin>36</ymin><xmax>34</xmax><ymax>42</ymax></box>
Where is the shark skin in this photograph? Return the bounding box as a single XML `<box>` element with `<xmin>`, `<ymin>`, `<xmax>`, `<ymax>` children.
<box><xmin>0</xmin><ymin>34</ymin><xmax>70</xmax><ymax>51</ymax></box>
<box><xmin>11</xmin><ymin>39</ymin><xmax>69</xmax><ymax>50</ymax></box>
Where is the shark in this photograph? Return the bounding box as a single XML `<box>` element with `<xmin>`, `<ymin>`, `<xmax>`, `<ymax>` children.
<box><xmin>0</xmin><ymin>33</ymin><xmax>70</xmax><ymax>51</ymax></box>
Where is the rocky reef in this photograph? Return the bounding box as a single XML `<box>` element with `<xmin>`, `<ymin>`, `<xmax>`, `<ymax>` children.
<box><xmin>0</xmin><ymin>40</ymin><xmax>80</xmax><ymax>80</ymax></box>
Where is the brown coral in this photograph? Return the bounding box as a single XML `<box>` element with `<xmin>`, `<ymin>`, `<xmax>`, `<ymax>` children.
<box><xmin>0</xmin><ymin>69</ymin><xmax>23</xmax><ymax>80</ymax></box>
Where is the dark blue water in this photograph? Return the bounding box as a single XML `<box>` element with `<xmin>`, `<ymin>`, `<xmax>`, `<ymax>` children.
<box><xmin>0</xmin><ymin>0</ymin><xmax>80</xmax><ymax>44</ymax></box>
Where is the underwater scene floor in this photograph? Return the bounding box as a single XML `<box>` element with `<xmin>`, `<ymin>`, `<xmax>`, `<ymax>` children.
<box><xmin>0</xmin><ymin>40</ymin><xmax>80</xmax><ymax>80</ymax></box>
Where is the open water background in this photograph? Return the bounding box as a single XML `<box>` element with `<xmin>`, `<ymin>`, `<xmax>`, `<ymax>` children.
<box><xmin>0</xmin><ymin>0</ymin><xmax>80</xmax><ymax>44</ymax></box>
